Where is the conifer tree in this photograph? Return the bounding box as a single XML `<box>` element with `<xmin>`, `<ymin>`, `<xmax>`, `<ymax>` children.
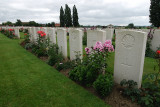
<box><xmin>149</xmin><ymin>0</ymin><xmax>160</xmax><ymax>27</ymax></box>
<box><xmin>60</xmin><ymin>6</ymin><xmax>65</xmax><ymax>27</ymax></box>
<box><xmin>73</xmin><ymin>5</ymin><xmax>79</xmax><ymax>27</ymax></box>
<box><xmin>64</xmin><ymin>4</ymin><xmax>72</xmax><ymax>27</ymax></box>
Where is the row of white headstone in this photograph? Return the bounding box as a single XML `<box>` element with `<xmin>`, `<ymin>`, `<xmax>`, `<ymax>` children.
<box><xmin>26</xmin><ymin>27</ymin><xmax>115</xmax><ymax>60</ymax></box>
<box><xmin>1</xmin><ymin>26</ymin><xmax>160</xmax><ymax>88</ymax></box>
<box><xmin>1</xmin><ymin>26</ymin><xmax>20</xmax><ymax>38</ymax></box>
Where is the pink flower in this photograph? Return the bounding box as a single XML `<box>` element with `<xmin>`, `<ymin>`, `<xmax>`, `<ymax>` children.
<box><xmin>93</xmin><ymin>41</ymin><xmax>103</xmax><ymax>51</ymax></box>
<box><xmin>103</xmin><ymin>40</ymin><xmax>114</xmax><ymax>52</ymax></box>
<box><xmin>104</xmin><ymin>40</ymin><xmax>112</xmax><ymax>44</ymax></box>
<box><xmin>85</xmin><ymin>47</ymin><xmax>90</xmax><ymax>54</ymax></box>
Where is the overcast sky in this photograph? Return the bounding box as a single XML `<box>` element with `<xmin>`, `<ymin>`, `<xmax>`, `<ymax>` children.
<box><xmin>0</xmin><ymin>0</ymin><xmax>151</xmax><ymax>26</ymax></box>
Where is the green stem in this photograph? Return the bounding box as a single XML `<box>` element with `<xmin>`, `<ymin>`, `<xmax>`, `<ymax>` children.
<box><xmin>155</xmin><ymin>58</ymin><xmax>160</xmax><ymax>84</ymax></box>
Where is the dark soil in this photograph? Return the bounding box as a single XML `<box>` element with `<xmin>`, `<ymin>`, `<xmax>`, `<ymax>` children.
<box><xmin>39</xmin><ymin>56</ymin><xmax>49</xmax><ymax>62</ymax></box>
<box><xmin>105</xmin><ymin>84</ymin><xmax>140</xmax><ymax>107</ymax></box>
<box><xmin>59</xmin><ymin>69</ymin><xmax>70</xmax><ymax>77</ymax></box>
<box><xmin>20</xmin><ymin>41</ymin><xmax>26</xmax><ymax>47</ymax></box>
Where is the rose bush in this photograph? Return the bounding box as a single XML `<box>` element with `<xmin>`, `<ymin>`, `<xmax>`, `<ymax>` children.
<box><xmin>69</xmin><ymin>40</ymin><xmax>114</xmax><ymax>87</ymax></box>
<box><xmin>0</xmin><ymin>28</ymin><xmax>16</xmax><ymax>39</ymax></box>
<box><xmin>31</xmin><ymin>31</ymin><xmax>49</xmax><ymax>57</ymax></box>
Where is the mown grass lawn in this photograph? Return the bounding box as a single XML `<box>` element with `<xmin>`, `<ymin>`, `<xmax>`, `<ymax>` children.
<box><xmin>0</xmin><ymin>33</ymin><xmax>109</xmax><ymax>107</ymax></box>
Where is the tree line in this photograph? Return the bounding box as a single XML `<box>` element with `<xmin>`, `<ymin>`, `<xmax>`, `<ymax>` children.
<box><xmin>2</xmin><ymin>20</ymin><xmax>55</xmax><ymax>27</ymax></box>
<box><xmin>60</xmin><ymin>4</ymin><xmax>79</xmax><ymax>27</ymax></box>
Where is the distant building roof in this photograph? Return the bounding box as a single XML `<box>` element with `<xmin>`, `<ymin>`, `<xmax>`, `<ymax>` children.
<box><xmin>55</xmin><ymin>23</ymin><xmax>60</xmax><ymax>27</ymax></box>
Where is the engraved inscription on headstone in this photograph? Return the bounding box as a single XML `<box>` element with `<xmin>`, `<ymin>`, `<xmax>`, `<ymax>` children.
<box><xmin>121</xmin><ymin>34</ymin><xmax>135</xmax><ymax>49</ymax></box>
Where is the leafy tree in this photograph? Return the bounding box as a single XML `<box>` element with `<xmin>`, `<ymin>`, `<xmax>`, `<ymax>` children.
<box><xmin>15</xmin><ymin>19</ymin><xmax>22</xmax><ymax>26</ymax></box>
<box><xmin>46</xmin><ymin>22</ymin><xmax>55</xmax><ymax>27</ymax></box>
<box><xmin>149</xmin><ymin>0</ymin><xmax>160</xmax><ymax>27</ymax></box>
<box><xmin>51</xmin><ymin>22</ymin><xmax>55</xmax><ymax>27</ymax></box>
<box><xmin>64</xmin><ymin>4</ymin><xmax>72</xmax><ymax>27</ymax></box>
<box><xmin>28</xmin><ymin>21</ymin><xmax>39</xmax><ymax>26</ymax></box>
<box><xmin>46</xmin><ymin>23</ymin><xmax>51</xmax><ymax>27</ymax></box>
<box><xmin>60</xmin><ymin>6</ymin><xmax>65</xmax><ymax>27</ymax></box>
<box><xmin>3</xmin><ymin>21</ymin><xmax>13</xmax><ymax>26</ymax></box>
<box><xmin>127</xmin><ymin>23</ymin><xmax>134</xmax><ymax>28</ymax></box>
<box><xmin>73</xmin><ymin>5</ymin><xmax>79</xmax><ymax>27</ymax></box>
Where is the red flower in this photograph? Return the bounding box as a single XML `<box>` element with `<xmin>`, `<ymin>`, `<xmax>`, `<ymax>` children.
<box><xmin>24</xmin><ymin>33</ymin><xmax>27</xmax><ymax>36</ymax></box>
<box><xmin>37</xmin><ymin>31</ymin><xmax>42</xmax><ymax>34</ymax></box>
<box><xmin>9</xmin><ymin>29</ymin><xmax>14</xmax><ymax>31</ymax></box>
<box><xmin>37</xmin><ymin>31</ymin><xmax>46</xmax><ymax>37</ymax></box>
<box><xmin>40</xmin><ymin>33</ymin><xmax>44</xmax><ymax>37</ymax></box>
<box><xmin>156</xmin><ymin>50</ymin><xmax>160</xmax><ymax>55</ymax></box>
<box><xmin>43</xmin><ymin>33</ymin><xmax>46</xmax><ymax>36</ymax></box>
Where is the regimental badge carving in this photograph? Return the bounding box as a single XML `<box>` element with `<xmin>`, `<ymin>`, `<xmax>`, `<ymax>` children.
<box><xmin>121</xmin><ymin>34</ymin><xmax>135</xmax><ymax>49</ymax></box>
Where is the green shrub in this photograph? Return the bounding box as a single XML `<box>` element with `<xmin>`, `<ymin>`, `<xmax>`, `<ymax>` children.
<box><xmin>62</xmin><ymin>60</ymin><xmax>77</xmax><ymax>69</ymax></box>
<box><xmin>145</xmin><ymin>29</ymin><xmax>155</xmax><ymax>58</ymax></box>
<box><xmin>69</xmin><ymin>63</ymin><xmax>99</xmax><ymax>86</ymax></box>
<box><xmin>48</xmin><ymin>54</ymin><xmax>63</xmax><ymax>66</ymax></box>
<box><xmin>47</xmin><ymin>44</ymin><xmax>63</xmax><ymax>66</ymax></box>
<box><xmin>19</xmin><ymin>28</ymin><xmax>24</xmax><ymax>32</ymax></box>
<box><xmin>31</xmin><ymin>44</ymin><xmax>47</xmax><ymax>57</ymax></box>
<box><xmin>24</xmin><ymin>33</ymin><xmax>30</xmax><ymax>43</ymax></box>
<box><xmin>120</xmin><ymin>79</ymin><xmax>141</xmax><ymax>102</ymax></box>
<box><xmin>24</xmin><ymin>29</ymin><xmax>28</xmax><ymax>33</ymax></box>
<box><xmin>93</xmin><ymin>74</ymin><xmax>114</xmax><ymax>97</ymax></box>
<box><xmin>120</xmin><ymin>79</ymin><xmax>160</xmax><ymax>106</ymax></box>
<box><xmin>24</xmin><ymin>43</ymin><xmax>33</xmax><ymax>49</ymax></box>
<box><xmin>55</xmin><ymin>63</ymin><xmax>64</xmax><ymax>71</ymax></box>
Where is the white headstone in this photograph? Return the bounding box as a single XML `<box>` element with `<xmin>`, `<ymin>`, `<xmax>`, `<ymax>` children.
<box><xmin>151</xmin><ymin>30</ymin><xmax>160</xmax><ymax>51</ymax></box>
<box><xmin>47</xmin><ymin>28</ymin><xmax>56</xmax><ymax>44</ymax></box>
<box><xmin>14</xmin><ymin>27</ymin><xmax>20</xmax><ymax>38</ymax></box>
<box><xmin>105</xmin><ymin>28</ymin><xmax>114</xmax><ymax>40</ymax></box>
<box><xmin>114</xmin><ymin>30</ymin><xmax>147</xmax><ymax>88</ymax></box>
<box><xmin>32</xmin><ymin>27</ymin><xmax>38</xmax><ymax>43</ymax></box>
<box><xmin>28</xmin><ymin>27</ymin><xmax>33</xmax><ymax>42</ymax></box>
<box><xmin>87</xmin><ymin>30</ymin><xmax>106</xmax><ymax>48</ymax></box>
<box><xmin>141</xmin><ymin>29</ymin><xmax>150</xmax><ymax>34</ymax></box>
<box><xmin>69</xmin><ymin>29</ymin><xmax>83</xmax><ymax>60</ymax></box>
<box><xmin>57</xmin><ymin>29</ymin><xmax>67</xmax><ymax>58</ymax></box>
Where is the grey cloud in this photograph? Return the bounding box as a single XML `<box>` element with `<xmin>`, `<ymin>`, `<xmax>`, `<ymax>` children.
<box><xmin>0</xmin><ymin>0</ymin><xmax>151</xmax><ymax>26</ymax></box>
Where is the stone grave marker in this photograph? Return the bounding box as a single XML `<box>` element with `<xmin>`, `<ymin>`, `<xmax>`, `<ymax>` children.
<box><xmin>151</xmin><ymin>30</ymin><xmax>160</xmax><ymax>51</ymax></box>
<box><xmin>69</xmin><ymin>29</ymin><xmax>83</xmax><ymax>60</ymax></box>
<box><xmin>114</xmin><ymin>30</ymin><xmax>147</xmax><ymax>88</ymax></box>
<box><xmin>87</xmin><ymin>30</ymin><xmax>106</xmax><ymax>48</ymax></box>
<box><xmin>57</xmin><ymin>29</ymin><xmax>67</xmax><ymax>58</ymax></box>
